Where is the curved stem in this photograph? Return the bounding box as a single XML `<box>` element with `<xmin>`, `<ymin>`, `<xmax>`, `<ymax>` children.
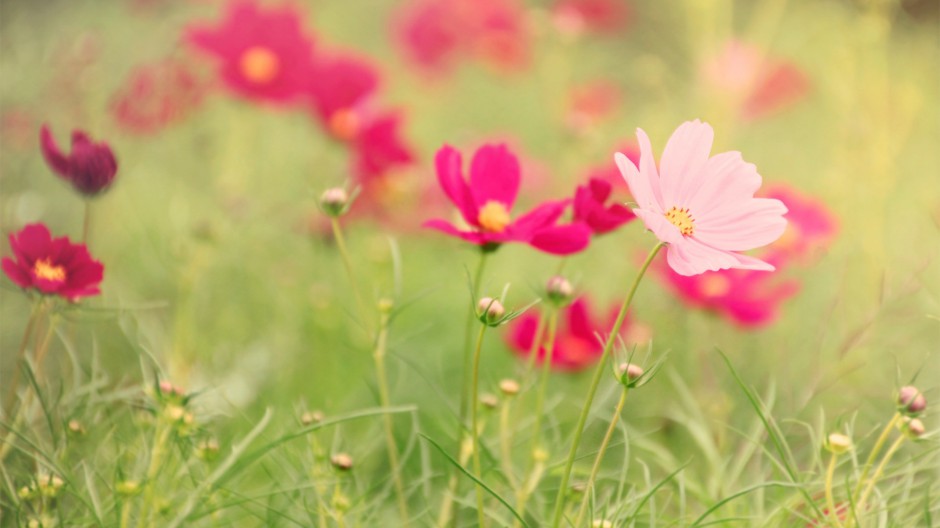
<box><xmin>374</xmin><ymin>309</ymin><xmax>410</xmax><ymax>525</ymax></box>
<box><xmin>470</xmin><ymin>323</ymin><xmax>489</xmax><ymax>528</ymax></box>
<box><xmin>574</xmin><ymin>385</ymin><xmax>630</xmax><ymax>527</ymax></box>
<box><xmin>550</xmin><ymin>242</ymin><xmax>665</xmax><ymax>528</ymax></box>
<box><xmin>82</xmin><ymin>199</ymin><xmax>93</xmax><ymax>244</ymax></box>
<box><xmin>825</xmin><ymin>453</ymin><xmax>843</xmax><ymax>528</ymax></box>
<box><xmin>856</xmin><ymin>435</ymin><xmax>906</xmax><ymax>522</ymax></box>
<box><xmin>330</xmin><ymin>217</ymin><xmax>371</xmax><ymax>335</ymax></box>
<box><xmin>850</xmin><ymin>412</ymin><xmax>899</xmax><ymax>510</ymax></box>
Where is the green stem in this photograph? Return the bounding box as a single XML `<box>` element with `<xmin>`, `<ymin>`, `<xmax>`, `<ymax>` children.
<box><xmin>138</xmin><ymin>423</ymin><xmax>172</xmax><ymax>527</ymax></box>
<box><xmin>550</xmin><ymin>242</ymin><xmax>665</xmax><ymax>528</ymax></box>
<box><xmin>3</xmin><ymin>299</ymin><xmax>43</xmax><ymax>416</ymax></box>
<box><xmin>82</xmin><ymin>199</ymin><xmax>92</xmax><ymax>244</ymax></box>
<box><xmin>574</xmin><ymin>385</ymin><xmax>630</xmax><ymax>527</ymax></box>
<box><xmin>374</xmin><ymin>309</ymin><xmax>410</xmax><ymax>525</ymax></box>
<box><xmin>330</xmin><ymin>217</ymin><xmax>371</xmax><ymax>335</ymax></box>
<box><xmin>825</xmin><ymin>453</ymin><xmax>843</xmax><ymax>528</ymax></box>
<box><xmin>522</xmin><ymin>311</ymin><xmax>547</xmax><ymax>380</ymax></box>
<box><xmin>499</xmin><ymin>396</ymin><xmax>517</xmax><ymax>489</ymax></box>
<box><xmin>470</xmin><ymin>323</ymin><xmax>488</xmax><ymax>528</ymax></box>
<box><xmin>849</xmin><ymin>412</ymin><xmax>900</xmax><ymax>519</ymax></box>
<box><xmin>855</xmin><ymin>435</ymin><xmax>906</xmax><ymax>522</ymax></box>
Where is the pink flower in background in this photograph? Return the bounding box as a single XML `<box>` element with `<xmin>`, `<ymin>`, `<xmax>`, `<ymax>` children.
<box><xmin>350</xmin><ymin>111</ymin><xmax>415</xmax><ymax>182</ymax></box>
<box><xmin>507</xmin><ymin>297</ymin><xmax>628</xmax><ymax>371</ymax></box>
<box><xmin>186</xmin><ymin>1</ymin><xmax>316</xmax><ymax>104</ymax></box>
<box><xmin>40</xmin><ymin>125</ymin><xmax>118</xmax><ymax>197</ymax></box>
<box><xmin>2</xmin><ymin>223</ymin><xmax>104</xmax><ymax>302</ymax></box>
<box><xmin>654</xmin><ymin>254</ymin><xmax>799</xmax><ymax>328</ymax></box>
<box><xmin>702</xmin><ymin>40</ymin><xmax>810</xmax><ymax>120</ymax></box>
<box><xmin>425</xmin><ymin>144</ymin><xmax>590</xmax><ymax>255</ymax></box>
<box><xmin>616</xmin><ymin>120</ymin><xmax>788</xmax><ymax>275</ymax></box>
<box><xmin>307</xmin><ymin>53</ymin><xmax>380</xmax><ymax>142</ymax></box>
<box><xmin>572</xmin><ymin>177</ymin><xmax>635</xmax><ymax>235</ymax></box>
<box><xmin>566</xmin><ymin>80</ymin><xmax>621</xmax><ymax>133</ymax></box>
<box><xmin>552</xmin><ymin>0</ymin><xmax>633</xmax><ymax>37</ymax></box>
<box><xmin>762</xmin><ymin>184</ymin><xmax>838</xmax><ymax>263</ymax></box>
<box><xmin>468</xmin><ymin>0</ymin><xmax>530</xmax><ymax>72</ymax></box>
<box><xmin>110</xmin><ymin>57</ymin><xmax>206</xmax><ymax>134</ymax></box>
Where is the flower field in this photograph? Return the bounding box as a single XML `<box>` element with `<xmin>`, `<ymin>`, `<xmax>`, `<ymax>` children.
<box><xmin>1</xmin><ymin>1</ymin><xmax>938</xmax><ymax>526</ymax></box>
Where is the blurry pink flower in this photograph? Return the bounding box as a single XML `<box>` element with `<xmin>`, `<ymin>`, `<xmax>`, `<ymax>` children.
<box><xmin>616</xmin><ymin>120</ymin><xmax>788</xmax><ymax>275</ymax></box>
<box><xmin>350</xmin><ymin>111</ymin><xmax>415</xmax><ymax>182</ymax></box>
<box><xmin>40</xmin><ymin>125</ymin><xmax>118</xmax><ymax>197</ymax></box>
<box><xmin>425</xmin><ymin>144</ymin><xmax>590</xmax><ymax>255</ymax></box>
<box><xmin>110</xmin><ymin>57</ymin><xmax>206</xmax><ymax>134</ymax></box>
<box><xmin>469</xmin><ymin>0</ymin><xmax>530</xmax><ymax>72</ymax></box>
<box><xmin>566</xmin><ymin>80</ymin><xmax>621</xmax><ymax>133</ymax></box>
<box><xmin>507</xmin><ymin>297</ymin><xmax>628</xmax><ymax>371</ymax></box>
<box><xmin>572</xmin><ymin>177</ymin><xmax>635</xmax><ymax>235</ymax></box>
<box><xmin>186</xmin><ymin>1</ymin><xmax>316</xmax><ymax>104</ymax></box>
<box><xmin>552</xmin><ymin>0</ymin><xmax>633</xmax><ymax>37</ymax></box>
<box><xmin>702</xmin><ymin>40</ymin><xmax>810</xmax><ymax>120</ymax></box>
<box><xmin>2</xmin><ymin>223</ymin><xmax>104</xmax><ymax>302</ymax></box>
<box><xmin>654</xmin><ymin>254</ymin><xmax>799</xmax><ymax>328</ymax></box>
<box><xmin>762</xmin><ymin>184</ymin><xmax>838</xmax><ymax>263</ymax></box>
<box><xmin>307</xmin><ymin>53</ymin><xmax>380</xmax><ymax>142</ymax></box>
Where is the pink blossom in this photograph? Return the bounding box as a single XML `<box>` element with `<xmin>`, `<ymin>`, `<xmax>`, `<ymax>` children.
<box><xmin>552</xmin><ymin>0</ymin><xmax>633</xmax><ymax>37</ymax></box>
<box><xmin>350</xmin><ymin>111</ymin><xmax>415</xmax><ymax>182</ymax></box>
<box><xmin>306</xmin><ymin>52</ymin><xmax>380</xmax><ymax>142</ymax></box>
<box><xmin>762</xmin><ymin>184</ymin><xmax>838</xmax><ymax>264</ymax></box>
<box><xmin>616</xmin><ymin>120</ymin><xmax>788</xmax><ymax>275</ymax></box>
<box><xmin>572</xmin><ymin>177</ymin><xmax>635</xmax><ymax>235</ymax></box>
<box><xmin>425</xmin><ymin>144</ymin><xmax>590</xmax><ymax>255</ymax></box>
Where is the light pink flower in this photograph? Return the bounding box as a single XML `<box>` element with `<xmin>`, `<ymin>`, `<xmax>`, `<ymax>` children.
<box><xmin>616</xmin><ymin>120</ymin><xmax>787</xmax><ymax>276</ymax></box>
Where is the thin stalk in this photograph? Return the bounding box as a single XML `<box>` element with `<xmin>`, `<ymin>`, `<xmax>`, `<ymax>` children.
<box><xmin>470</xmin><ymin>323</ymin><xmax>489</xmax><ymax>528</ymax></box>
<box><xmin>31</xmin><ymin>314</ymin><xmax>59</xmax><ymax>381</ymax></box>
<box><xmin>82</xmin><ymin>200</ymin><xmax>93</xmax><ymax>244</ymax></box>
<box><xmin>522</xmin><ymin>310</ymin><xmax>547</xmax><ymax>379</ymax></box>
<box><xmin>550</xmin><ymin>242</ymin><xmax>665</xmax><ymax>528</ymax></box>
<box><xmin>137</xmin><ymin>423</ymin><xmax>172</xmax><ymax>527</ymax></box>
<box><xmin>850</xmin><ymin>412</ymin><xmax>900</xmax><ymax>507</ymax></box>
<box><xmin>855</xmin><ymin>435</ymin><xmax>906</xmax><ymax>522</ymax></box>
<box><xmin>825</xmin><ymin>453</ymin><xmax>843</xmax><ymax>528</ymax></box>
<box><xmin>499</xmin><ymin>396</ymin><xmax>517</xmax><ymax>489</ymax></box>
<box><xmin>374</xmin><ymin>309</ymin><xmax>410</xmax><ymax>525</ymax></box>
<box><xmin>574</xmin><ymin>385</ymin><xmax>630</xmax><ymax>527</ymax></box>
<box><xmin>120</xmin><ymin>501</ymin><xmax>132</xmax><ymax>528</ymax></box>
<box><xmin>3</xmin><ymin>299</ymin><xmax>43</xmax><ymax>415</ymax></box>
<box><xmin>330</xmin><ymin>217</ymin><xmax>371</xmax><ymax>335</ymax></box>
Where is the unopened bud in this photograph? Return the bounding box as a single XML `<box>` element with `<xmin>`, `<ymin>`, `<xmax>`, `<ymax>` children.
<box><xmin>546</xmin><ymin>275</ymin><xmax>574</xmax><ymax>304</ymax></box>
<box><xmin>592</xmin><ymin>521</ymin><xmax>614</xmax><ymax>528</ymax></box>
<box><xmin>533</xmin><ymin>447</ymin><xmax>549</xmax><ymax>462</ymax></box>
<box><xmin>477</xmin><ymin>297</ymin><xmax>505</xmax><ymax>324</ymax></box>
<box><xmin>825</xmin><ymin>433</ymin><xmax>852</xmax><ymax>455</ymax></box>
<box><xmin>116</xmin><ymin>480</ymin><xmax>141</xmax><ymax>496</ymax></box>
<box><xmin>899</xmin><ymin>417</ymin><xmax>926</xmax><ymax>440</ymax></box>
<box><xmin>377</xmin><ymin>298</ymin><xmax>394</xmax><ymax>314</ymax></box>
<box><xmin>320</xmin><ymin>188</ymin><xmax>349</xmax><ymax>216</ymax></box>
<box><xmin>67</xmin><ymin>419</ymin><xmax>85</xmax><ymax>436</ymax></box>
<box><xmin>480</xmin><ymin>393</ymin><xmax>499</xmax><ymax>409</ymax></box>
<box><xmin>331</xmin><ymin>453</ymin><xmax>354</xmax><ymax>471</ymax></box>
<box><xmin>301</xmin><ymin>410</ymin><xmax>325</xmax><ymax>426</ymax></box>
<box><xmin>618</xmin><ymin>363</ymin><xmax>644</xmax><ymax>386</ymax></box>
<box><xmin>898</xmin><ymin>386</ymin><xmax>926</xmax><ymax>415</ymax></box>
<box><xmin>499</xmin><ymin>379</ymin><xmax>520</xmax><ymax>396</ymax></box>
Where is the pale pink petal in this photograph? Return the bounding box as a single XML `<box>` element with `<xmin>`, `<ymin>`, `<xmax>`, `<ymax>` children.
<box><xmin>659</xmin><ymin>120</ymin><xmax>714</xmax><ymax>206</ymax></box>
<box><xmin>667</xmin><ymin>237</ymin><xmax>774</xmax><ymax>276</ymax></box>
<box><xmin>634</xmin><ymin>129</ymin><xmax>664</xmax><ymax>209</ymax></box>
<box><xmin>687</xmin><ymin>151</ymin><xmax>761</xmax><ymax>214</ymax></box>
<box><xmin>615</xmin><ymin>151</ymin><xmax>657</xmax><ymax>212</ymax></box>
<box><xmin>634</xmin><ymin>208</ymin><xmax>683</xmax><ymax>244</ymax></box>
<box><xmin>693</xmin><ymin>198</ymin><xmax>788</xmax><ymax>251</ymax></box>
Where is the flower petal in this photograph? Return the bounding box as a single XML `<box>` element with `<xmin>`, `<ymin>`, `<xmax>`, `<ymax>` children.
<box><xmin>527</xmin><ymin>223</ymin><xmax>591</xmax><ymax>255</ymax></box>
<box><xmin>423</xmin><ymin>219</ymin><xmax>490</xmax><ymax>245</ymax></box>
<box><xmin>39</xmin><ymin>125</ymin><xmax>70</xmax><ymax>177</ymax></box>
<box><xmin>11</xmin><ymin>223</ymin><xmax>53</xmax><ymax>264</ymax></box>
<box><xmin>506</xmin><ymin>200</ymin><xmax>569</xmax><ymax>237</ymax></box>
<box><xmin>434</xmin><ymin>145</ymin><xmax>479</xmax><ymax>226</ymax></box>
<box><xmin>469</xmin><ymin>144</ymin><xmax>520</xmax><ymax>209</ymax></box>
<box><xmin>659</xmin><ymin>119</ymin><xmax>714</xmax><ymax>206</ymax></box>
<box><xmin>666</xmin><ymin>237</ymin><xmax>775</xmax><ymax>276</ymax></box>
<box><xmin>693</xmin><ymin>197</ymin><xmax>788</xmax><ymax>251</ymax></box>
<box><xmin>616</xmin><ymin>133</ymin><xmax>661</xmax><ymax>212</ymax></box>
<box><xmin>2</xmin><ymin>258</ymin><xmax>31</xmax><ymax>288</ymax></box>
<box><xmin>633</xmin><ymin>208</ymin><xmax>683</xmax><ymax>245</ymax></box>
<box><xmin>687</xmin><ymin>151</ymin><xmax>761</xmax><ymax>215</ymax></box>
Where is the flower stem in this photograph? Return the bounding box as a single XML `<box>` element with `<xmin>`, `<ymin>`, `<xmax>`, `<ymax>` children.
<box><xmin>825</xmin><ymin>452</ymin><xmax>843</xmax><ymax>528</ymax></box>
<box><xmin>499</xmin><ymin>395</ymin><xmax>517</xmax><ymax>490</ymax></box>
<box><xmin>374</xmin><ymin>308</ymin><xmax>410</xmax><ymax>525</ymax></box>
<box><xmin>574</xmin><ymin>385</ymin><xmax>630</xmax><ymax>527</ymax></box>
<box><xmin>3</xmin><ymin>299</ymin><xmax>43</xmax><ymax>415</ymax></box>
<box><xmin>550</xmin><ymin>242</ymin><xmax>665</xmax><ymax>528</ymax></box>
<box><xmin>522</xmin><ymin>310</ymin><xmax>546</xmax><ymax>379</ymax></box>
<box><xmin>82</xmin><ymin>199</ymin><xmax>93</xmax><ymax>244</ymax></box>
<box><xmin>470</xmin><ymin>323</ymin><xmax>489</xmax><ymax>528</ymax></box>
<box><xmin>855</xmin><ymin>434</ymin><xmax>906</xmax><ymax>522</ymax></box>
<box><xmin>137</xmin><ymin>422</ymin><xmax>172</xmax><ymax>527</ymax></box>
<box><xmin>849</xmin><ymin>412</ymin><xmax>900</xmax><ymax>519</ymax></box>
<box><xmin>330</xmin><ymin>217</ymin><xmax>371</xmax><ymax>335</ymax></box>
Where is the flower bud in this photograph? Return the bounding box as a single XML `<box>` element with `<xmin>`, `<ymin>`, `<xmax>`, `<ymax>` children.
<box><xmin>301</xmin><ymin>410</ymin><xmax>325</xmax><ymax>426</ymax></box>
<box><xmin>331</xmin><ymin>452</ymin><xmax>354</xmax><ymax>471</ymax></box>
<box><xmin>116</xmin><ymin>480</ymin><xmax>141</xmax><ymax>497</ymax></box>
<box><xmin>499</xmin><ymin>379</ymin><xmax>520</xmax><ymax>396</ymax></box>
<box><xmin>477</xmin><ymin>297</ymin><xmax>505</xmax><ymax>324</ymax></box>
<box><xmin>618</xmin><ymin>362</ymin><xmax>644</xmax><ymax>387</ymax></box>
<box><xmin>377</xmin><ymin>298</ymin><xmax>394</xmax><ymax>314</ymax></box>
<box><xmin>40</xmin><ymin>125</ymin><xmax>118</xmax><ymax>197</ymax></box>
<box><xmin>899</xmin><ymin>417</ymin><xmax>926</xmax><ymax>440</ymax></box>
<box><xmin>898</xmin><ymin>386</ymin><xmax>926</xmax><ymax>415</ymax></box>
<box><xmin>545</xmin><ymin>275</ymin><xmax>574</xmax><ymax>305</ymax></box>
<box><xmin>480</xmin><ymin>393</ymin><xmax>499</xmax><ymax>409</ymax></box>
<box><xmin>825</xmin><ymin>433</ymin><xmax>852</xmax><ymax>455</ymax></box>
<box><xmin>67</xmin><ymin>419</ymin><xmax>86</xmax><ymax>436</ymax></box>
<box><xmin>320</xmin><ymin>187</ymin><xmax>349</xmax><ymax>217</ymax></box>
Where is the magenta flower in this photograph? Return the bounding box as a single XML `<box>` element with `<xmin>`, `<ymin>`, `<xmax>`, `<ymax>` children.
<box><xmin>307</xmin><ymin>53</ymin><xmax>380</xmax><ymax>141</ymax></box>
<box><xmin>616</xmin><ymin>120</ymin><xmax>787</xmax><ymax>275</ymax></box>
<box><xmin>654</xmin><ymin>255</ymin><xmax>799</xmax><ymax>328</ymax></box>
<box><xmin>552</xmin><ymin>0</ymin><xmax>633</xmax><ymax>37</ymax></box>
<box><xmin>2</xmin><ymin>223</ymin><xmax>103</xmax><ymax>302</ymax></box>
<box><xmin>186</xmin><ymin>1</ymin><xmax>316</xmax><ymax>104</ymax></box>
<box><xmin>572</xmin><ymin>177</ymin><xmax>635</xmax><ymax>235</ymax></box>
<box><xmin>350</xmin><ymin>111</ymin><xmax>415</xmax><ymax>181</ymax></box>
<box><xmin>762</xmin><ymin>184</ymin><xmax>838</xmax><ymax>264</ymax></box>
<box><xmin>40</xmin><ymin>125</ymin><xmax>118</xmax><ymax>197</ymax></box>
<box><xmin>425</xmin><ymin>144</ymin><xmax>590</xmax><ymax>255</ymax></box>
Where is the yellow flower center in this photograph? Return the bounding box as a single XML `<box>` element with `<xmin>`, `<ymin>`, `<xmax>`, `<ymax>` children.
<box><xmin>665</xmin><ymin>206</ymin><xmax>695</xmax><ymax>236</ymax></box>
<box><xmin>328</xmin><ymin>109</ymin><xmax>360</xmax><ymax>142</ymax></box>
<box><xmin>239</xmin><ymin>46</ymin><xmax>279</xmax><ymax>84</ymax></box>
<box><xmin>33</xmin><ymin>258</ymin><xmax>66</xmax><ymax>283</ymax></box>
<box><xmin>699</xmin><ymin>274</ymin><xmax>731</xmax><ymax>298</ymax></box>
<box><xmin>477</xmin><ymin>201</ymin><xmax>511</xmax><ymax>232</ymax></box>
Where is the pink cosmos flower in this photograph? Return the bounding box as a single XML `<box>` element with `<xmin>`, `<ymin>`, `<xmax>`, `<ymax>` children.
<box><xmin>40</xmin><ymin>125</ymin><xmax>118</xmax><ymax>197</ymax></box>
<box><xmin>762</xmin><ymin>184</ymin><xmax>838</xmax><ymax>264</ymax></box>
<box><xmin>186</xmin><ymin>1</ymin><xmax>316</xmax><ymax>104</ymax></box>
<box><xmin>572</xmin><ymin>177</ymin><xmax>635</xmax><ymax>235</ymax></box>
<box><xmin>110</xmin><ymin>57</ymin><xmax>206</xmax><ymax>135</ymax></box>
<box><xmin>350</xmin><ymin>111</ymin><xmax>415</xmax><ymax>182</ymax></box>
<box><xmin>2</xmin><ymin>223</ymin><xmax>103</xmax><ymax>302</ymax></box>
<box><xmin>616</xmin><ymin>120</ymin><xmax>788</xmax><ymax>275</ymax></box>
<box><xmin>507</xmin><ymin>297</ymin><xmax>631</xmax><ymax>371</ymax></box>
<box><xmin>307</xmin><ymin>52</ymin><xmax>380</xmax><ymax>142</ymax></box>
<box><xmin>425</xmin><ymin>144</ymin><xmax>590</xmax><ymax>255</ymax></box>
<box><xmin>552</xmin><ymin>0</ymin><xmax>633</xmax><ymax>37</ymax></box>
<box><xmin>654</xmin><ymin>254</ymin><xmax>799</xmax><ymax>327</ymax></box>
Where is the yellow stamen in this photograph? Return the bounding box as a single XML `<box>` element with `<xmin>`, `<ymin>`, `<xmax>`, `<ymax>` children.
<box><xmin>329</xmin><ymin>109</ymin><xmax>360</xmax><ymax>142</ymax></box>
<box><xmin>699</xmin><ymin>274</ymin><xmax>730</xmax><ymax>298</ymax></box>
<box><xmin>239</xmin><ymin>46</ymin><xmax>279</xmax><ymax>84</ymax></box>
<box><xmin>33</xmin><ymin>258</ymin><xmax>66</xmax><ymax>283</ymax></box>
<box><xmin>478</xmin><ymin>201</ymin><xmax>511</xmax><ymax>232</ymax></box>
<box><xmin>665</xmin><ymin>206</ymin><xmax>695</xmax><ymax>236</ymax></box>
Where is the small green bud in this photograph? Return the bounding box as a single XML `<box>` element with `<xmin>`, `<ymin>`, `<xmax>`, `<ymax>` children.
<box><xmin>320</xmin><ymin>188</ymin><xmax>349</xmax><ymax>217</ymax></box>
<box><xmin>825</xmin><ymin>433</ymin><xmax>852</xmax><ymax>455</ymax></box>
<box><xmin>477</xmin><ymin>297</ymin><xmax>505</xmax><ymax>324</ymax></box>
<box><xmin>545</xmin><ymin>275</ymin><xmax>574</xmax><ymax>305</ymax></box>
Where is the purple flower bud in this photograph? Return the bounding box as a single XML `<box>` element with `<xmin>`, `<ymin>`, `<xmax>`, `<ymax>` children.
<box><xmin>40</xmin><ymin>125</ymin><xmax>117</xmax><ymax>197</ymax></box>
<box><xmin>898</xmin><ymin>386</ymin><xmax>926</xmax><ymax>415</ymax></box>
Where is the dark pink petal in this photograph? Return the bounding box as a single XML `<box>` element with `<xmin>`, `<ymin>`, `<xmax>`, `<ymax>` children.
<box><xmin>308</xmin><ymin>53</ymin><xmax>380</xmax><ymax>121</ymax></box>
<box><xmin>469</xmin><ymin>144</ymin><xmax>520</xmax><ymax>208</ymax></box>
<box><xmin>39</xmin><ymin>125</ymin><xmax>70</xmax><ymax>177</ymax></box>
<box><xmin>10</xmin><ymin>224</ymin><xmax>53</xmax><ymax>264</ymax></box>
<box><xmin>352</xmin><ymin>112</ymin><xmax>414</xmax><ymax>180</ymax></box>
<box><xmin>566</xmin><ymin>298</ymin><xmax>593</xmax><ymax>339</ymax></box>
<box><xmin>528</xmin><ymin>223</ymin><xmax>590</xmax><ymax>255</ymax></box>
<box><xmin>423</xmin><ymin>219</ymin><xmax>491</xmax><ymax>245</ymax></box>
<box><xmin>507</xmin><ymin>312</ymin><xmax>538</xmax><ymax>354</ymax></box>
<box><xmin>506</xmin><ymin>199</ymin><xmax>568</xmax><ymax>237</ymax></box>
<box><xmin>434</xmin><ymin>145</ymin><xmax>479</xmax><ymax>226</ymax></box>
<box><xmin>2</xmin><ymin>258</ymin><xmax>31</xmax><ymax>288</ymax></box>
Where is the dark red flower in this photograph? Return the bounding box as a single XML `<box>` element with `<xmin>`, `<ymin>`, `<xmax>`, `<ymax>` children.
<box><xmin>507</xmin><ymin>297</ymin><xmax>629</xmax><ymax>371</ymax></box>
<box><xmin>573</xmin><ymin>177</ymin><xmax>635</xmax><ymax>235</ymax></box>
<box><xmin>307</xmin><ymin>53</ymin><xmax>381</xmax><ymax>142</ymax></box>
<box><xmin>2</xmin><ymin>223</ymin><xmax>103</xmax><ymax>301</ymax></box>
<box><xmin>186</xmin><ymin>1</ymin><xmax>316</xmax><ymax>104</ymax></box>
<box><xmin>110</xmin><ymin>57</ymin><xmax>206</xmax><ymax>135</ymax></box>
<box><xmin>425</xmin><ymin>144</ymin><xmax>590</xmax><ymax>255</ymax></box>
<box><xmin>40</xmin><ymin>125</ymin><xmax>118</xmax><ymax>197</ymax></box>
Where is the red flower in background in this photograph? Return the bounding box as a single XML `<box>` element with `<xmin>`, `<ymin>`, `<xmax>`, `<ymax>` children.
<box><xmin>762</xmin><ymin>184</ymin><xmax>838</xmax><ymax>263</ymax></box>
<box><xmin>350</xmin><ymin>111</ymin><xmax>415</xmax><ymax>181</ymax></box>
<box><xmin>40</xmin><ymin>125</ymin><xmax>118</xmax><ymax>197</ymax></box>
<box><xmin>507</xmin><ymin>297</ymin><xmax>630</xmax><ymax>371</ymax></box>
<box><xmin>307</xmin><ymin>53</ymin><xmax>380</xmax><ymax>141</ymax></box>
<box><xmin>552</xmin><ymin>0</ymin><xmax>633</xmax><ymax>37</ymax></box>
<box><xmin>110</xmin><ymin>57</ymin><xmax>206</xmax><ymax>134</ymax></box>
<box><xmin>572</xmin><ymin>177</ymin><xmax>635</xmax><ymax>235</ymax></box>
<box><xmin>186</xmin><ymin>1</ymin><xmax>316</xmax><ymax>104</ymax></box>
<box><xmin>566</xmin><ymin>80</ymin><xmax>622</xmax><ymax>134</ymax></box>
<box><xmin>424</xmin><ymin>144</ymin><xmax>590</xmax><ymax>255</ymax></box>
<box><xmin>2</xmin><ymin>223</ymin><xmax>104</xmax><ymax>302</ymax></box>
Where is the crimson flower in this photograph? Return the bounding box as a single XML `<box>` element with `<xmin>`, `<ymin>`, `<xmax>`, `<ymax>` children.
<box><xmin>762</xmin><ymin>184</ymin><xmax>838</xmax><ymax>264</ymax></box>
<box><xmin>40</xmin><ymin>125</ymin><xmax>118</xmax><ymax>197</ymax></box>
<box><xmin>572</xmin><ymin>177</ymin><xmax>635</xmax><ymax>235</ymax></box>
<box><xmin>186</xmin><ymin>1</ymin><xmax>316</xmax><ymax>104</ymax></box>
<box><xmin>507</xmin><ymin>297</ymin><xmax>628</xmax><ymax>371</ymax></box>
<box><xmin>425</xmin><ymin>144</ymin><xmax>590</xmax><ymax>255</ymax></box>
<box><xmin>2</xmin><ymin>224</ymin><xmax>103</xmax><ymax>302</ymax></box>
<box><xmin>110</xmin><ymin>57</ymin><xmax>206</xmax><ymax>135</ymax></box>
<box><xmin>307</xmin><ymin>53</ymin><xmax>380</xmax><ymax>141</ymax></box>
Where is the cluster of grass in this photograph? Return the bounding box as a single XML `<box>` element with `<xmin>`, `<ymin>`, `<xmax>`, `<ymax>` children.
<box><xmin>1</xmin><ymin>0</ymin><xmax>938</xmax><ymax>526</ymax></box>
